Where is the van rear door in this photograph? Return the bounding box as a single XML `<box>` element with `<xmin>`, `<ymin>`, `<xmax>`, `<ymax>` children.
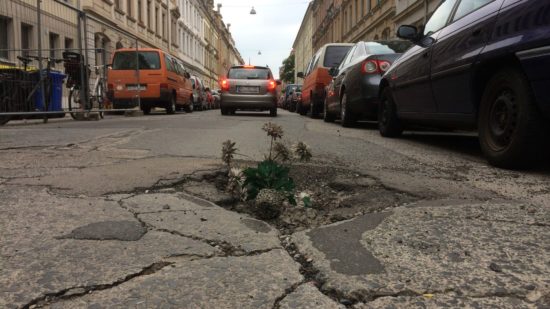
<box><xmin>110</xmin><ymin>50</ymin><xmax>163</xmax><ymax>98</ymax></box>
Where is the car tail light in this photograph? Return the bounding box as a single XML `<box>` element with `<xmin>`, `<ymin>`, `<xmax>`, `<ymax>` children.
<box><xmin>220</xmin><ymin>79</ymin><xmax>230</xmax><ymax>91</ymax></box>
<box><xmin>160</xmin><ymin>83</ymin><xmax>168</xmax><ymax>89</ymax></box>
<box><xmin>267</xmin><ymin>80</ymin><xmax>277</xmax><ymax>91</ymax></box>
<box><xmin>361</xmin><ymin>59</ymin><xmax>392</xmax><ymax>74</ymax></box>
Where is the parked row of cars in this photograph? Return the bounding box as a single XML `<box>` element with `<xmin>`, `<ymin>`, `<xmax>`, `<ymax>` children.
<box><xmin>107</xmin><ymin>48</ymin><xmax>219</xmax><ymax>114</ymax></box>
<box><xmin>289</xmin><ymin>0</ymin><xmax>550</xmax><ymax>169</ymax></box>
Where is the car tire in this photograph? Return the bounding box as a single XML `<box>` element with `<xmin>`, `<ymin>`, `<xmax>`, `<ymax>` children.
<box><xmin>478</xmin><ymin>68</ymin><xmax>549</xmax><ymax>168</ymax></box>
<box><xmin>324</xmin><ymin>99</ymin><xmax>335</xmax><ymax>123</ymax></box>
<box><xmin>270</xmin><ymin>108</ymin><xmax>277</xmax><ymax>117</ymax></box>
<box><xmin>310</xmin><ymin>99</ymin><xmax>320</xmax><ymax>119</ymax></box>
<box><xmin>166</xmin><ymin>96</ymin><xmax>176</xmax><ymax>114</ymax></box>
<box><xmin>221</xmin><ymin>107</ymin><xmax>228</xmax><ymax>115</ymax></box>
<box><xmin>340</xmin><ymin>93</ymin><xmax>356</xmax><ymax>127</ymax></box>
<box><xmin>378</xmin><ymin>87</ymin><xmax>403</xmax><ymax>137</ymax></box>
<box><xmin>184</xmin><ymin>99</ymin><xmax>194</xmax><ymax>113</ymax></box>
<box><xmin>298</xmin><ymin>102</ymin><xmax>307</xmax><ymax>116</ymax></box>
<box><xmin>141</xmin><ymin>106</ymin><xmax>151</xmax><ymax>115</ymax></box>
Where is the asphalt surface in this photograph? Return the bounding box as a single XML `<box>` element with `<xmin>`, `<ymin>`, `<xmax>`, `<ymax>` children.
<box><xmin>1</xmin><ymin>109</ymin><xmax>549</xmax><ymax>308</ymax></box>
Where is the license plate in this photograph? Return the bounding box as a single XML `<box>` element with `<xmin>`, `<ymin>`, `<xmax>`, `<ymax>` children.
<box><xmin>238</xmin><ymin>86</ymin><xmax>259</xmax><ymax>93</ymax></box>
<box><xmin>127</xmin><ymin>85</ymin><xmax>146</xmax><ymax>91</ymax></box>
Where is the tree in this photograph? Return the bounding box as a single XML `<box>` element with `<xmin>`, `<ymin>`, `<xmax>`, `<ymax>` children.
<box><xmin>280</xmin><ymin>54</ymin><xmax>295</xmax><ymax>84</ymax></box>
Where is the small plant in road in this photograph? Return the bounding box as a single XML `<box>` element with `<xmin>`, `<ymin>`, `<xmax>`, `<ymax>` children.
<box><xmin>220</xmin><ymin>122</ymin><xmax>314</xmax><ymax>218</ymax></box>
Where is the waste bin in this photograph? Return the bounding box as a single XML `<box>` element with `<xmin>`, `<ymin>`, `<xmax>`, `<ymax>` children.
<box><xmin>34</xmin><ymin>70</ymin><xmax>66</xmax><ymax>112</ymax></box>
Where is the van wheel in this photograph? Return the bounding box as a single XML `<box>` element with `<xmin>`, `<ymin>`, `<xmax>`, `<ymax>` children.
<box><xmin>167</xmin><ymin>96</ymin><xmax>176</xmax><ymax>114</ymax></box>
<box><xmin>479</xmin><ymin>68</ymin><xmax>549</xmax><ymax>168</ymax></box>
<box><xmin>185</xmin><ymin>99</ymin><xmax>194</xmax><ymax>113</ymax></box>
<box><xmin>141</xmin><ymin>106</ymin><xmax>151</xmax><ymax>115</ymax></box>
<box><xmin>378</xmin><ymin>87</ymin><xmax>403</xmax><ymax>137</ymax></box>
<box><xmin>340</xmin><ymin>93</ymin><xmax>356</xmax><ymax>127</ymax></box>
<box><xmin>324</xmin><ymin>99</ymin><xmax>335</xmax><ymax>123</ymax></box>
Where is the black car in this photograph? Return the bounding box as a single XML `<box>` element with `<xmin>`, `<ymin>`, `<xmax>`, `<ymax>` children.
<box><xmin>379</xmin><ymin>0</ymin><xmax>550</xmax><ymax>168</ymax></box>
<box><xmin>324</xmin><ymin>41</ymin><xmax>411</xmax><ymax>127</ymax></box>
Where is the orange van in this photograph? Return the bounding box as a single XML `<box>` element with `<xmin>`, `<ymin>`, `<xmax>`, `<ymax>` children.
<box><xmin>297</xmin><ymin>43</ymin><xmax>353</xmax><ymax>118</ymax></box>
<box><xmin>107</xmin><ymin>48</ymin><xmax>193</xmax><ymax>114</ymax></box>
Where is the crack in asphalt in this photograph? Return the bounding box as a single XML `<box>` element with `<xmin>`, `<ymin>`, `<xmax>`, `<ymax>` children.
<box><xmin>271</xmin><ymin>280</ymin><xmax>308</xmax><ymax>309</ymax></box>
<box><xmin>21</xmin><ymin>261</ymin><xmax>174</xmax><ymax>309</ymax></box>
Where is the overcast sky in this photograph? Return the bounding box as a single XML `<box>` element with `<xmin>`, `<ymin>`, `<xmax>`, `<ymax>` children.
<box><xmin>215</xmin><ymin>0</ymin><xmax>311</xmax><ymax>79</ymax></box>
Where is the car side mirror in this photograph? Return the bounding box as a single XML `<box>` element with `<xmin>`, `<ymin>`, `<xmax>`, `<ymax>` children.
<box><xmin>397</xmin><ymin>25</ymin><xmax>419</xmax><ymax>42</ymax></box>
<box><xmin>328</xmin><ymin>67</ymin><xmax>339</xmax><ymax>77</ymax></box>
<box><xmin>297</xmin><ymin>72</ymin><xmax>304</xmax><ymax>78</ymax></box>
<box><xmin>276</xmin><ymin>79</ymin><xmax>282</xmax><ymax>85</ymax></box>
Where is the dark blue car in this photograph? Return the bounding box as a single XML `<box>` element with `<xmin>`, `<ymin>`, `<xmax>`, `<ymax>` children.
<box><xmin>379</xmin><ymin>0</ymin><xmax>550</xmax><ymax>168</ymax></box>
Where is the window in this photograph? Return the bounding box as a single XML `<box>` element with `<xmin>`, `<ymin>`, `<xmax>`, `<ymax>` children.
<box><xmin>155</xmin><ymin>7</ymin><xmax>159</xmax><ymax>34</ymax></box>
<box><xmin>64</xmin><ymin>38</ymin><xmax>73</xmax><ymax>51</ymax></box>
<box><xmin>339</xmin><ymin>46</ymin><xmax>355</xmax><ymax>68</ymax></box>
<box><xmin>115</xmin><ymin>0</ymin><xmax>122</xmax><ymax>10</ymax></box>
<box><xmin>0</xmin><ymin>16</ymin><xmax>10</xmax><ymax>59</ymax></box>
<box><xmin>127</xmin><ymin>0</ymin><xmax>133</xmax><ymax>17</ymax></box>
<box><xmin>147</xmin><ymin>1</ymin><xmax>152</xmax><ymax>28</ymax></box>
<box><xmin>453</xmin><ymin>0</ymin><xmax>493</xmax><ymax>21</ymax></box>
<box><xmin>162</xmin><ymin>11</ymin><xmax>166</xmax><ymax>39</ymax></box>
<box><xmin>21</xmin><ymin>24</ymin><xmax>32</xmax><ymax>56</ymax></box>
<box><xmin>138</xmin><ymin>0</ymin><xmax>143</xmax><ymax>22</ymax></box>
<box><xmin>423</xmin><ymin>0</ymin><xmax>458</xmax><ymax>36</ymax></box>
<box><xmin>323</xmin><ymin>45</ymin><xmax>353</xmax><ymax>67</ymax></box>
<box><xmin>112</xmin><ymin>51</ymin><xmax>160</xmax><ymax>70</ymax></box>
<box><xmin>227</xmin><ymin>68</ymin><xmax>270</xmax><ymax>80</ymax></box>
<box><xmin>49</xmin><ymin>32</ymin><xmax>59</xmax><ymax>60</ymax></box>
<box><xmin>164</xmin><ymin>55</ymin><xmax>176</xmax><ymax>72</ymax></box>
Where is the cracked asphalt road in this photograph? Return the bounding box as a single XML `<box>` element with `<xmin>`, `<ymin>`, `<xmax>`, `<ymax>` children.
<box><xmin>1</xmin><ymin>110</ymin><xmax>549</xmax><ymax>308</ymax></box>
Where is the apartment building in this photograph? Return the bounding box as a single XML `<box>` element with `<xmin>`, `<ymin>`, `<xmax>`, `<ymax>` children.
<box><xmin>1</xmin><ymin>0</ymin><xmax>242</xmax><ymax>92</ymax></box>
<box><xmin>292</xmin><ymin>2</ymin><xmax>313</xmax><ymax>84</ymax></box>
<box><xmin>0</xmin><ymin>0</ymin><xmax>78</xmax><ymax>65</ymax></box>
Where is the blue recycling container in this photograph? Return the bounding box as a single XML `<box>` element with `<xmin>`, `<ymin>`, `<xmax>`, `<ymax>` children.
<box><xmin>34</xmin><ymin>70</ymin><xmax>66</xmax><ymax>111</ymax></box>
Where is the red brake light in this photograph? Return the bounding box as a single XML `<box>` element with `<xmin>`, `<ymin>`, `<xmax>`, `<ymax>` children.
<box><xmin>267</xmin><ymin>80</ymin><xmax>277</xmax><ymax>91</ymax></box>
<box><xmin>220</xmin><ymin>79</ymin><xmax>230</xmax><ymax>91</ymax></box>
<box><xmin>361</xmin><ymin>59</ymin><xmax>392</xmax><ymax>75</ymax></box>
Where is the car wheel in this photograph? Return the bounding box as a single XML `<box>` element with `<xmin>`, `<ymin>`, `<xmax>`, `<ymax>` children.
<box><xmin>340</xmin><ymin>93</ymin><xmax>356</xmax><ymax>127</ymax></box>
<box><xmin>167</xmin><ymin>96</ymin><xmax>176</xmax><ymax>114</ymax></box>
<box><xmin>185</xmin><ymin>98</ymin><xmax>194</xmax><ymax>113</ymax></box>
<box><xmin>378</xmin><ymin>87</ymin><xmax>403</xmax><ymax>137</ymax></box>
<box><xmin>298</xmin><ymin>102</ymin><xmax>307</xmax><ymax>116</ymax></box>
<box><xmin>478</xmin><ymin>68</ymin><xmax>549</xmax><ymax>168</ymax></box>
<box><xmin>221</xmin><ymin>107</ymin><xmax>228</xmax><ymax>115</ymax></box>
<box><xmin>141</xmin><ymin>106</ymin><xmax>151</xmax><ymax>115</ymax></box>
<box><xmin>270</xmin><ymin>108</ymin><xmax>277</xmax><ymax>117</ymax></box>
<box><xmin>310</xmin><ymin>99</ymin><xmax>320</xmax><ymax>119</ymax></box>
<box><xmin>324</xmin><ymin>99</ymin><xmax>335</xmax><ymax>123</ymax></box>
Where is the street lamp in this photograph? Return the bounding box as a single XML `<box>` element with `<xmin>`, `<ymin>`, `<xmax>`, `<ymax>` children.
<box><xmin>250</xmin><ymin>6</ymin><xmax>257</xmax><ymax>15</ymax></box>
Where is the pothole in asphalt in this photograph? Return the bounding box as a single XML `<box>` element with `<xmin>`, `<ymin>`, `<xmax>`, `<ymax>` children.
<box><xmin>171</xmin><ymin>163</ymin><xmax>421</xmax><ymax>235</ymax></box>
<box><xmin>58</xmin><ymin>220</ymin><xmax>147</xmax><ymax>241</ymax></box>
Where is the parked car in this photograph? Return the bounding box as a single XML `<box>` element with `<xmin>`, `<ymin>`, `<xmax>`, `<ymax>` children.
<box><xmin>211</xmin><ymin>89</ymin><xmax>221</xmax><ymax>109</ymax></box>
<box><xmin>297</xmin><ymin>43</ymin><xmax>354</xmax><ymax>117</ymax></box>
<box><xmin>108</xmin><ymin>48</ymin><xmax>193</xmax><ymax>114</ymax></box>
<box><xmin>379</xmin><ymin>0</ymin><xmax>550</xmax><ymax>168</ymax></box>
<box><xmin>190</xmin><ymin>76</ymin><xmax>207</xmax><ymax>111</ymax></box>
<box><xmin>325</xmin><ymin>41</ymin><xmax>411</xmax><ymax>127</ymax></box>
<box><xmin>219</xmin><ymin>65</ymin><xmax>281</xmax><ymax>116</ymax></box>
<box><xmin>290</xmin><ymin>86</ymin><xmax>302</xmax><ymax>113</ymax></box>
<box><xmin>283</xmin><ymin>84</ymin><xmax>300</xmax><ymax>111</ymax></box>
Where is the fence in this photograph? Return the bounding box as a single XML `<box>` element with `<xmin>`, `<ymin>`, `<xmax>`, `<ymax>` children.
<box><xmin>0</xmin><ymin>0</ymin><xmax>144</xmax><ymax>125</ymax></box>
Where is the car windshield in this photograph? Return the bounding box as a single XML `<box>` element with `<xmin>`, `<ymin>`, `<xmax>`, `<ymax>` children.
<box><xmin>366</xmin><ymin>41</ymin><xmax>413</xmax><ymax>54</ymax></box>
<box><xmin>228</xmin><ymin>68</ymin><xmax>270</xmax><ymax>80</ymax></box>
<box><xmin>323</xmin><ymin>46</ymin><xmax>352</xmax><ymax>67</ymax></box>
<box><xmin>112</xmin><ymin>51</ymin><xmax>161</xmax><ymax>70</ymax></box>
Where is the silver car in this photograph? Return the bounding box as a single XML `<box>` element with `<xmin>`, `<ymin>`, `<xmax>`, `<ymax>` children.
<box><xmin>220</xmin><ymin>65</ymin><xmax>281</xmax><ymax>116</ymax></box>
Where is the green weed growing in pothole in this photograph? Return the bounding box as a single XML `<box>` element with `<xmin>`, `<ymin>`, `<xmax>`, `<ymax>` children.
<box><xmin>221</xmin><ymin>122</ymin><xmax>313</xmax><ymax>219</ymax></box>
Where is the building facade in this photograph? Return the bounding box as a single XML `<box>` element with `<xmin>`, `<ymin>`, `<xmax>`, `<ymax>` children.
<box><xmin>292</xmin><ymin>2</ymin><xmax>313</xmax><ymax>84</ymax></box>
<box><xmin>0</xmin><ymin>0</ymin><xmax>242</xmax><ymax>90</ymax></box>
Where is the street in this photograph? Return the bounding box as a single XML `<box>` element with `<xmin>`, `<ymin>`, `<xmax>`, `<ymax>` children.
<box><xmin>1</xmin><ymin>110</ymin><xmax>549</xmax><ymax>308</ymax></box>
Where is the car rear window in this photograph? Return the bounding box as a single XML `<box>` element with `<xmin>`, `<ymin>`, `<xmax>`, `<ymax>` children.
<box><xmin>112</xmin><ymin>51</ymin><xmax>161</xmax><ymax>70</ymax></box>
<box><xmin>366</xmin><ymin>41</ymin><xmax>412</xmax><ymax>54</ymax></box>
<box><xmin>228</xmin><ymin>68</ymin><xmax>270</xmax><ymax>80</ymax></box>
<box><xmin>323</xmin><ymin>46</ymin><xmax>352</xmax><ymax>67</ymax></box>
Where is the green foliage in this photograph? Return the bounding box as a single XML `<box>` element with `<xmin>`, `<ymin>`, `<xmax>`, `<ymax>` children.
<box><xmin>243</xmin><ymin>160</ymin><xmax>297</xmax><ymax>205</ymax></box>
<box><xmin>280</xmin><ymin>54</ymin><xmax>295</xmax><ymax>84</ymax></box>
